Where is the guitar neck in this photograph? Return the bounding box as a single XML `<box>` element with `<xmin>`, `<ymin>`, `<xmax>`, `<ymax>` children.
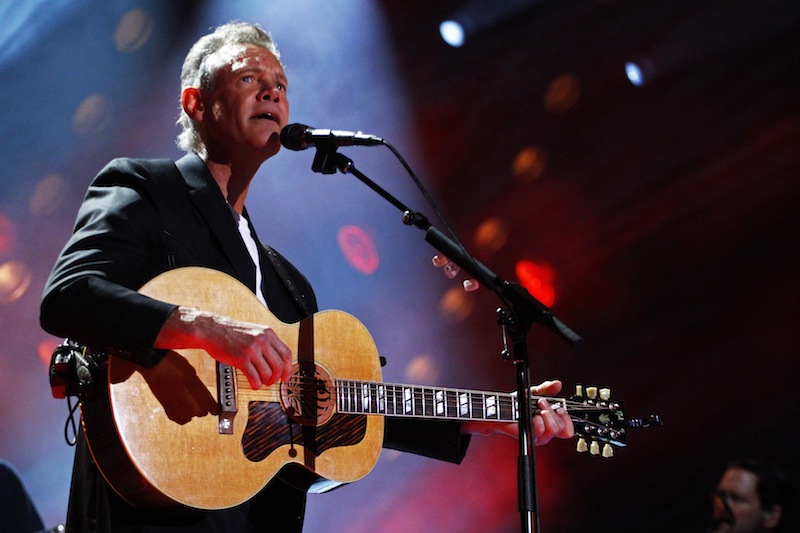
<box><xmin>336</xmin><ymin>379</ymin><xmax>520</xmax><ymax>422</ymax></box>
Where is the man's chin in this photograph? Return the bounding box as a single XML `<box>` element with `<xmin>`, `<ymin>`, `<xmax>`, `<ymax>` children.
<box><xmin>248</xmin><ymin>136</ymin><xmax>280</xmax><ymax>161</ymax></box>
<box><xmin>264</xmin><ymin>135</ymin><xmax>282</xmax><ymax>156</ymax></box>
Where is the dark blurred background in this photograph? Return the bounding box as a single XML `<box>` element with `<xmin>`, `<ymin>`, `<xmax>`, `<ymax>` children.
<box><xmin>1</xmin><ymin>1</ymin><xmax>798</xmax><ymax>531</ymax></box>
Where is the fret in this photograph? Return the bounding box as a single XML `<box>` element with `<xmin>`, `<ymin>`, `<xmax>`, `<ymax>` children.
<box><xmin>377</xmin><ymin>384</ymin><xmax>386</xmax><ymax>413</ymax></box>
<box><xmin>348</xmin><ymin>381</ymin><xmax>354</xmax><ymax>412</ymax></box>
<box><xmin>383</xmin><ymin>384</ymin><xmax>391</xmax><ymax>415</ymax></box>
<box><xmin>354</xmin><ymin>381</ymin><xmax>360</xmax><ymax>412</ymax></box>
<box><xmin>395</xmin><ymin>385</ymin><xmax>403</xmax><ymax>416</ymax></box>
<box><xmin>416</xmin><ymin>387</ymin><xmax>428</xmax><ymax>417</ymax></box>
<box><xmin>458</xmin><ymin>391</ymin><xmax>470</xmax><ymax>417</ymax></box>
<box><xmin>388</xmin><ymin>384</ymin><xmax>398</xmax><ymax>416</ymax></box>
<box><xmin>413</xmin><ymin>388</ymin><xmax>421</xmax><ymax>416</ymax></box>
<box><xmin>426</xmin><ymin>388</ymin><xmax>436</xmax><ymax>416</ymax></box>
<box><xmin>403</xmin><ymin>387</ymin><xmax>413</xmax><ymax>415</ymax></box>
<box><xmin>361</xmin><ymin>383</ymin><xmax>370</xmax><ymax>413</ymax></box>
<box><xmin>470</xmin><ymin>392</ymin><xmax>483</xmax><ymax>418</ymax></box>
<box><xmin>485</xmin><ymin>394</ymin><xmax>497</xmax><ymax>419</ymax></box>
<box><xmin>351</xmin><ymin>381</ymin><xmax>358</xmax><ymax>412</ymax></box>
<box><xmin>435</xmin><ymin>390</ymin><xmax>445</xmax><ymax>416</ymax></box>
<box><xmin>338</xmin><ymin>381</ymin><xmax>349</xmax><ymax>411</ymax></box>
<box><xmin>446</xmin><ymin>390</ymin><xmax>458</xmax><ymax>419</ymax></box>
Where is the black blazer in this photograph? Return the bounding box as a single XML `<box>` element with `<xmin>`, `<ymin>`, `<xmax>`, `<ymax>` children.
<box><xmin>40</xmin><ymin>154</ymin><xmax>469</xmax><ymax>532</ymax></box>
<box><xmin>41</xmin><ymin>154</ymin><xmax>315</xmax><ymax>365</ymax></box>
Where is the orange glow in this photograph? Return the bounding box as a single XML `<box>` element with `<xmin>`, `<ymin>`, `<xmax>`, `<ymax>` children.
<box><xmin>512</xmin><ymin>145</ymin><xmax>548</xmax><ymax>182</ymax></box>
<box><xmin>405</xmin><ymin>353</ymin><xmax>439</xmax><ymax>384</ymax></box>
<box><xmin>543</xmin><ymin>73</ymin><xmax>581</xmax><ymax>113</ymax></box>
<box><xmin>337</xmin><ymin>225</ymin><xmax>379</xmax><ymax>275</ymax></box>
<box><xmin>515</xmin><ymin>260</ymin><xmax>557</xmax><ymax>306</ymax></box>
<box><xmin>473</xmin><ymin>217</ymin><xmax>508</xmax><ymax>255</ymax></box>
<box><xmin>438</xmin><ymin>285</ymin><xmax>474</xmax><ymax>322</ymax></box>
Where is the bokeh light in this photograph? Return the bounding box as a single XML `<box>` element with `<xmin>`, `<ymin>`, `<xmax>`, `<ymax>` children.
<box><xmin>72</xmin><ymin>94</ymin><xmax>112</xmax><ymax>136</ymax></box>
<box><xmin>473</xmin><ymin>217</ymin><xmax>508</xmax><ymax>256</ymax></box>
<box><xmin>512</xmin><ymin>145</ymin><xmax>549</xmax><ymax>183</ymax></box>
<box><xmin>515</xmin><ymin>259</ymin><xmax>556</xmax><ymax>307</ymax></box>
<box><xmin>543</xmin><ymin>73</ymin><xmax>581</xmax><ymax>113</ymax></box>
<box><xmin>115</xmin><ymin>9</ymin><xmax>154</xmax><ymax>52</ymax></box>
<box><xmin>405</xmin><ymin>353</ymin><xmax>439</xmax><ymax>384</ymax></box>
<box><xmin>30</xmin><ymin>174</ymin><xmax>67</xmax><ymax>216</ymax></box>
<box><xmin>438</xmin><ymin>285</ymin><xmax>474</xmax><ymax>322</ymax></box>
<box><xmin>0</xmin><ymin>260</ymin><xmax>32</xmax><ymax>304</ymax></box>
<box><xmin>337</xmin><ymin>224</ymin><xmax>379</xmax><ymax>275</ymax></box>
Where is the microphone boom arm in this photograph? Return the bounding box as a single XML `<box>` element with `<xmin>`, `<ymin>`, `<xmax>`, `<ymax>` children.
<box><xmin>306</xmin><ymin>143</ymin><xmax>582</xmax><ymax>533</ymax></box>
<box><xmin>319</xmin><ymin>147</ymin><xmax>582</xmax><ymax>347</ymax></box>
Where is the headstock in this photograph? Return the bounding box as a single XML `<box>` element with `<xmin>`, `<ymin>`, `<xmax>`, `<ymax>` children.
<box><xmin>566</xmin><ymin>384</ymin><xmax>662</xmax><ymax>458</ymax></box>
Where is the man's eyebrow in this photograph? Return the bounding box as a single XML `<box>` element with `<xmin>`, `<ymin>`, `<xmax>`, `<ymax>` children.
<box><xmin>230</xmin><ymin>63</ymin><xmax>260</xmax><ymax>74</ymax></box>
<box><xmin>230</xmin><ymin>63</ymin><xmax>287</xmax><ymax>84</ymax></box>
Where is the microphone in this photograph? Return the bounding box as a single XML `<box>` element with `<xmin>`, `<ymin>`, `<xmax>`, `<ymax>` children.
<box><xmin>280</xmin><ymin>123</ymin><xmax>384</xmax><ymax>151</ymax></box>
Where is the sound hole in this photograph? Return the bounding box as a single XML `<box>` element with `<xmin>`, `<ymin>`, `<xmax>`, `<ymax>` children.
<box><xmin>280</xmin><ymin>363</ymin><xmax>336</xmax><ymax>427</ymax></box>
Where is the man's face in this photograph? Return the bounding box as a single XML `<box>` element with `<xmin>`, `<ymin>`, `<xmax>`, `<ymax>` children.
<box><xmin>199</xmin><ymin>44</ymin><xmax>289</xmax><ymax>161</ymax></box>
<box><xmin>711</xmin><ymin>468</ymin><xmax>772</xmax><ymax>533</ymax></box>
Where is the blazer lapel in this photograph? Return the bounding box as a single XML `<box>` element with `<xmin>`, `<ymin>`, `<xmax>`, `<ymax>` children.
<box><xmin>174</xmin><ymin>154</ymin><xmax>257</xmax><ymax>293</ymax></box>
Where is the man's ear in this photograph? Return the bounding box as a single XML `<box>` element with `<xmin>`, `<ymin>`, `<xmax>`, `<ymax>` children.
<box><xmin>762</xmin><ymin>503</ymin><xmax>782</xmax><ymax>530</ymax></box>
<box><xmin>181</xmin><ymin>87</ymin><xmax>204</xmax><ymax>120</ymax></box>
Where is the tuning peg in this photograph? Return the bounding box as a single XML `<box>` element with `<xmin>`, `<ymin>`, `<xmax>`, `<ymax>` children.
<box><xmin>602</xmin><ymin>443</ymin><xmax>614</xmax><ymax>458</ymax></box>
<box><xmin>589</xmin><ymin>440</ymin><xmax>600</xmax><ymax>455</ymax></box>
<box><xmin>575</xmin><ymin>384</ymin><xmax>584</xmax><ymax>397</ymax></box>
<box><xmin>586</xmin><ymin>386</ymin><xmax>598</xmax><ymax>400</ymax></box>
<box><xmin>576</xmin><ymin>437</ymin><xmax>588</xmax><ymax>453</ymax></box>
<box><xmin>599</xmin><ymin>388</ymin><xmax>611</xmax><ymax>401</ymax></box>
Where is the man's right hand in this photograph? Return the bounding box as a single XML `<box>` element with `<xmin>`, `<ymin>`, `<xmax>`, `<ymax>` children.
<box><xmin>153</xmin><ymin>306</ymin><xmax>293</xmax><ymax>390</ymax></box>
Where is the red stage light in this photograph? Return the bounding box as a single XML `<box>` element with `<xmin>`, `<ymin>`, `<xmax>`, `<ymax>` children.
<box><xmin>515</xmin><ymin>260</ymin><xmax>557</xmax><ymax>307</ymax></box>
<box><xmin>0</xmin><ymin>214</ymin><xmax>14</xmax><ymax>255</ymax></box>
<box><xmin>337</xmin><ymin>225</ymin><xmax>379</xmax><ymax>275</ymax></box>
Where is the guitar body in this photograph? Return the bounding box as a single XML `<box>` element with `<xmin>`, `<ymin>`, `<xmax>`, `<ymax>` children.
<box><xmin>80</xmin><ymin>267</ymin><xmax>384</xmax><ymax>512</ymax></box>
<box><xmin>78</xmin><ymin>267</ymin><xmax>657</xmax><ymax>512</ymax></box>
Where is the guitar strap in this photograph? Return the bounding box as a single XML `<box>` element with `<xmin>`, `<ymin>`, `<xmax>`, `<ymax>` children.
<box><xmin>261</xmin><ymin>244</ymin><xmax>313</xmax><ymax>318</ymax></box>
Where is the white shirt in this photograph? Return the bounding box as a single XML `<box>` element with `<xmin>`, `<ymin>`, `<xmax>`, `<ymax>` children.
<box><xmin>229</xmin><ymin>205</ymin><xmax>266</xmax><ymax>307</ymax></box>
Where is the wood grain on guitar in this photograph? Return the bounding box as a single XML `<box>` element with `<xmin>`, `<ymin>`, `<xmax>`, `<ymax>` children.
<box><xmin>79</xmin><ymin>267</ymin><xmax>661</xmax><ymax>513</ymax></box>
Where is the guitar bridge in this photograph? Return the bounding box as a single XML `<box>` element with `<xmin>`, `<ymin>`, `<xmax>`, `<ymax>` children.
<box><xmin>217</xmin><ymin>362</ymin><xmax>238</xmax><ymax>434</ymax></box>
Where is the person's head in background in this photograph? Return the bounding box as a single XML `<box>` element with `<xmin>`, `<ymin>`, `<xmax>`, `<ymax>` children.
<box><xmin>710</xmin><ymin>456</ymin><xmax>793</xmax><ymax>533</ymax></box>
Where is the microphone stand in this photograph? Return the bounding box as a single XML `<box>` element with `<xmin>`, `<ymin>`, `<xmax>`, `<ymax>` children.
<box><xmin>308</xmin><ymin>145</ymin><xmax>582</xmax><ymax>533</ymax></box>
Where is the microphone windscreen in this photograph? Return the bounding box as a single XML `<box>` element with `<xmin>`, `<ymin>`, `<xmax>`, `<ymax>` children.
<box><xmin>280</xmin><ymin>123</ymin><xmax>310</xmax><ymax>151</ymax></box>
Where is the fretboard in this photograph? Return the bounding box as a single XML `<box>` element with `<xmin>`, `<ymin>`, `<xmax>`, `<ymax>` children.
<box><xmin>336</xmin><ymin>379</ymin><xmax>519</xmax><ymax>422</ymax></box>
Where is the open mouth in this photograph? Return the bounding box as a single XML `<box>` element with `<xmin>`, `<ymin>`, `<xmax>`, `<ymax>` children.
<box><xmin>254</xmin><ymin>112</ymin><xmax>278</xmax><ymax>122</ymax></box>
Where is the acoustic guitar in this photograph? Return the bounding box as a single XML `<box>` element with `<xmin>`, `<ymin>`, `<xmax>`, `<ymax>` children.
<box><xmin>79</xmin><ymin>267</ymin><xmax>658</xmax><ymax>512</ymax></box>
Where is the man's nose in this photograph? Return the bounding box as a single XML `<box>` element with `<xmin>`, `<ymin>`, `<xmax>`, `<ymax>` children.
<box><xmin>260</xmin><ymin>86</ymin><xmax>280</xmax><ymax>102</ymax></box>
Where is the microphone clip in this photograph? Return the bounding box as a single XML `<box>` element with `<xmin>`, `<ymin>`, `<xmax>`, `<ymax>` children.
<box><xmin>311</xmin><ymin>143</ymin><xmax>340</xmax><ymax>174</ymax></box>
<box><xmin>311</xmin><ymin>144</ymin><xmax>353</xmax><ymax>175</ymax></box>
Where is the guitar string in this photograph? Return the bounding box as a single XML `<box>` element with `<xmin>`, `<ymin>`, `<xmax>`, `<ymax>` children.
<box><xmin>231</xmin><ymin>376</ymin><xmax>612</xmax><ymax>415</ymax></box>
